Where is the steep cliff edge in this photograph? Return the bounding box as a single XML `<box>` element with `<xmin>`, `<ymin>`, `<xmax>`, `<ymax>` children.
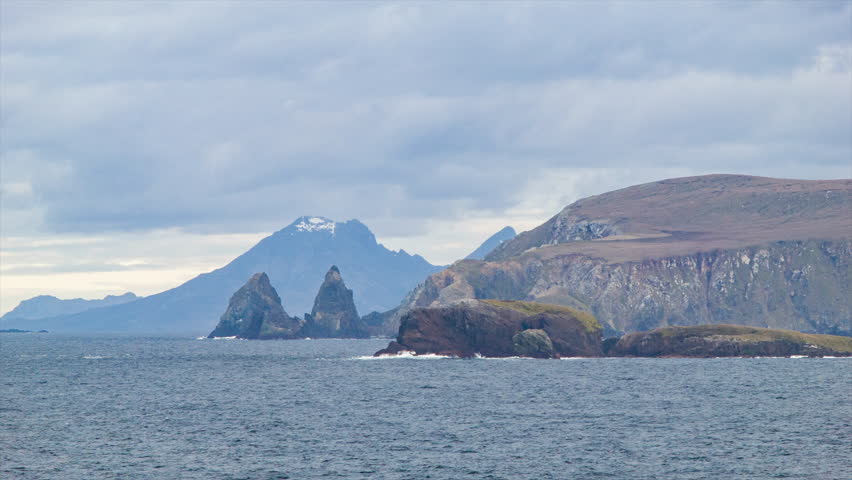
<box><xmin>375</xmin><ymin>300</ymin><xmax>602</xmax><ymax>358</ymax></box>
<box><xmin>607</xmin><ymin>325</ymin><xmax>852</xmax><ymax>357</ymax></box>
<box><xmin>393</xmin><ymin>175</ymin><xmax>851</xmax><ymax>335</ymax></box>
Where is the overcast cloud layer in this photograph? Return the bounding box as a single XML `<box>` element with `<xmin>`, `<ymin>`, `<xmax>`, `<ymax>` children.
<box><xmin>1</xmin><ymin>2</ymin><xmax>851</xmax><ymax>313</ymax></box>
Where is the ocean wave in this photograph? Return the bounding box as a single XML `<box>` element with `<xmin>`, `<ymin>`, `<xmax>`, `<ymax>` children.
<box><xmin>354</xmin><ymin>351</ymin><xmax>455</xmax><ymax>360</ymax></box>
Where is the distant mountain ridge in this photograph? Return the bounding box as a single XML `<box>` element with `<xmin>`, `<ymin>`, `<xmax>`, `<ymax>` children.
<box><xmin>465</xmin><ymin>226</ymin><xmax>516</xmax><ymax>260</ymax></box>
<box><xmin>1</xmin><ymin>293</ymin><xmax>138</xmax><ymax>321</ymax></box>
<box><xmin>1</xmin><ymin>216</ymin><xmax>443</xmax><ymax>335</ymax></box>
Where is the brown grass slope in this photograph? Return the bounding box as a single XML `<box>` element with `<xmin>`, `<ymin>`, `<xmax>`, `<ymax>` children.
<box><xmin>488</xmin><ymin>174</ymin><xmax>851</xmax><ymax>263</ymax></box>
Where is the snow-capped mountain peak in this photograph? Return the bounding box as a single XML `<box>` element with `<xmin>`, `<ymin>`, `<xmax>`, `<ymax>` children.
<box><xmin>291</xmin><ymin>216</ymin><xmax>336</xmax><ymax>234</ymax></box>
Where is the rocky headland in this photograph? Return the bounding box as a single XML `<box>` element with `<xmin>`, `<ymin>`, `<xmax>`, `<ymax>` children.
<box><xmin>375</xmin><ymin>299</ymin><xmax>603</xmax><ymax>358</ymax></box>
<box><xmin>374</xmin><ymin>301</ymin><xmax>851</xmax><ymax>358</ymax></box>
<box><xmin>387</xmin><ymin>175</ymin><xmax>851</xmax><ymax>336</ymax></box>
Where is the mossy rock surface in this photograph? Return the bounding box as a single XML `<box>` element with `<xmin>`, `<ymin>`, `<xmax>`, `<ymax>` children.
<box><xmin>482</xmin><ymin>299</ymin><xmax>601</xmax><ymax>333</ymax></box>
<box><xmin>655</xmin><ymin>324</ymin><xmax>852</xmax><ymax>353</ymax></box>
<box><xmin>512</xmin><ymin>329</ymin><xmax>555</xmax><ymax>358</ymax></box>
<box><xmin>611</xmin><ymin>323</ymin><xmax>852</xmax><ymax>357</ymax></box>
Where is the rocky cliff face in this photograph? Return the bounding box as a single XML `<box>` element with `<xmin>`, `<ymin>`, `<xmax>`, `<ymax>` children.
<box><xmin>607</xmin><ymin>324</ymin><xmax>852</xmax><ymax>357</ymax></box>
<box><xmin>303</xmin><ymin>266</ymin><xmax>368</xmax><ymax>338</ymax></box>
<box><xmin>375</xmin><ymin>300</ymin><xmax>603</xmax><ymax>358</ymax></box>
<box><xmin>392</xmin><ymin>176</ymin><xmax>852</xmax><ymax>336</ymax></box>
<box><xmin>396</xmin><ymin>240</ymin><xmax>850</xmax><ymax>336</ymax></box>
<box><xmin>208</xmin><ymin>273</ymin><xmax>303</xmax><ymax>339</ymax></box>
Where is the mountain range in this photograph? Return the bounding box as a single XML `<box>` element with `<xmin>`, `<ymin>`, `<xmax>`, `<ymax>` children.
<box><xmin>4</xmin><ymin>174</ymin><xmax>850</xmax><ymax>338</ymax></box>
<box><xmin>0</xmin><ymin>217</ymin><xmax>445</xmax><ymax>335</ymax></box>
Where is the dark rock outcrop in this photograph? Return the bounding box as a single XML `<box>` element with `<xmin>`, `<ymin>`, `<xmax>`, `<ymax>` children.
<box><xmin>303</xmin><ymin>266</ymin><xmax>368</xmax><ymax>338</ymax></box>
<box><xmin>208</xmin><ymin>273</ymin><xmax>302</xmax><ymax>339</ymax></box>
<box><xmin>512</xmin><ymin>329</ymin><xmax>555</xmax><ymax>358</ymax></box>
<box><xmin>608</xmin><ymin>324</ymin><xmax>852</xmax><ymax>357</ymax></box>
<box><xmin>375</xmin><ymin>300</ymin><xmax>603</xmax><ymax>358</ymax></box>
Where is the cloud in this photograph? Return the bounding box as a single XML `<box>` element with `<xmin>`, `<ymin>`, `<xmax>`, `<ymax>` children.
<box><xmin>0</xmin><ymin>2</ymin><xmax>850</xmax><ymax>310</ymax></box>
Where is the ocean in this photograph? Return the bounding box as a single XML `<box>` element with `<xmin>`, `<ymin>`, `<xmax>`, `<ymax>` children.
<box><xmin>2</xmin><ymin>335</ymin><xmax>850</xmax><ymax>479</ymax></box>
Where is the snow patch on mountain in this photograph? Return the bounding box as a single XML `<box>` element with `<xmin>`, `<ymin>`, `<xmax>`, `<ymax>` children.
<box><xmin>293</xmin><ymin>216</ymin><xmax>336</xmax><ymax>234</ymax></box>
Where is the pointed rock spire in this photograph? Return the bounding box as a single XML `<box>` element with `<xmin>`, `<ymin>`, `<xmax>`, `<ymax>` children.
<box><xmin>303</xmin><ymin>266</ymin><xmax>367</xmax><ymax>338</ymax></box>
<box><xmin>208</xmin><ymin>273</ymin><xmax>303</xmax><ymax>339</ymax></box>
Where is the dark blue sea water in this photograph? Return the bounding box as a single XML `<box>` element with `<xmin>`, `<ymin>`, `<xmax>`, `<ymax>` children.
<box><xmin>1</xmin><ymin>335</ymin><xmax>850</xmax><ymax>480</ymax></box>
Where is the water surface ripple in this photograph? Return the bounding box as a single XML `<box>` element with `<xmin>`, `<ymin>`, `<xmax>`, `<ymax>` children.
<box><xmin>1</xmin><ymin>335</ymin><xmax>850</xmax><ymax>479</ymax></box>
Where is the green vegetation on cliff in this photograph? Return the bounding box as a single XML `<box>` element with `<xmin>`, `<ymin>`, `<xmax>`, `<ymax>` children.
<box><xmin>482</xmin><ymin>299</ymin><xmax>601</xmax><ymax>333</ymax></box>
<box><xmin>656</xmin><ymin>324</ymin><xmax>852</xmax><ymax>353</ymax></box>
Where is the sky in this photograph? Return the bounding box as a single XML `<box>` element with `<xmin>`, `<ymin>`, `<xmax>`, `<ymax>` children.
<box><xmin>1</xmin><ymin>1</ymin><xmax>851</xmax><ymax>314</ymax></box>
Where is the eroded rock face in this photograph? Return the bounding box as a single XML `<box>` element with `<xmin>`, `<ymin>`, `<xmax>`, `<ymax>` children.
<box><xmin>375</xmin><ymin>300</ymin><xmax>603</xmax><ymax>358</ymax></box>
<box><xmin>303</xmin><ymin>266</ymin><xmax>368</xmax><ymax>338</ymax></box>
<box><xmin>208</xmin><ymin>273</ymin><xmax>303</xmax><ymax>339</ymax></box>
<box><xmin>394</xmin><ymin>240</ymin><xmax>851</xmax><ymax>336</ymax></box>
<box><xmin>607</xmin><ymin>324</ymin><xmax>852</xmax><ymax>358</ymax></box>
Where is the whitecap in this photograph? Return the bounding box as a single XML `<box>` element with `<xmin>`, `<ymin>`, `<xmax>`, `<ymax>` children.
<box><xmin>354</xmin><ymin>351</ymin><xmax>454</xmax><ymax>360</ymax></box>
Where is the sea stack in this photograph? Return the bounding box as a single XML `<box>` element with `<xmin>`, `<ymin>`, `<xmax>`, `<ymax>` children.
<box><xmin>208</xmin><ymin>273</ymin><xmax>303</xmax><ymax>339</ymax></box>
<box><xmin>303</xmin><ymin>266</ymin><xmax>368</xmax><ymax>338</ymax></box>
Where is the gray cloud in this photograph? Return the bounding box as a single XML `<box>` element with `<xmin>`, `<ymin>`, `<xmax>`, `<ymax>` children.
<box><xmin>1</xmin><ymin>262</ymin><xmax>171</xmax><ymax>275</ymax></box>
<box><xmin>1</xmin><ymin>2</ymin><xmax>850</xmax><ymax>238</ymax></box>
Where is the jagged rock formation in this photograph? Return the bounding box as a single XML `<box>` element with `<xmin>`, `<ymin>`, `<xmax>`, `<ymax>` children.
<box><xmin>208</xmin><ymin>273</ymin><xmax>302</xmax><ymax>339</ymax></box>
<box><xmin>303</xmin><ymin>266</ymin><xmax>368</xmax><ymax>338</ymax></box>
<box><xmin>375</xmin><ymin>300</ymin><xmax>603</xmax><ymax>358</ymax></box>
<box><xmin>465</xmin><ymin>226</ymin><xmax>517</xmax><ymax>260</ymax></box>
<box><xmin>392</xmin><ymin>175</ymin><xmax>852</xmax><ymax>336</ymax></box>
<box><xmin>606</xmin><ymin>324</ymin><xmax>852</xmax><ymax>357</ymax></box>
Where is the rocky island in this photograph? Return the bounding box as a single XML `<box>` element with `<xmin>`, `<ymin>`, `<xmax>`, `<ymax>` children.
<box><xmin>207</xmin><ymin>273</ymin><xmax>303</xmax><ymax>339</ymax></box>
<box><xmin>208</xmin><ymin>266</ymin><xmax>371</xmax><ymax>339</ymax></box>
<box><xmin>302</xmin><ymin>266</ymin><xmax>368</xmax><ymax>338</ymax></box>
